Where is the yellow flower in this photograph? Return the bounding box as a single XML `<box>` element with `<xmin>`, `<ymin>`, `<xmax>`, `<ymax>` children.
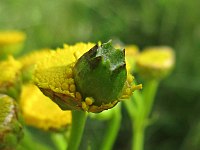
<box><xmin>0</xmin><ymin>56</ymin><xmax>22</xmax><ymax>99</ymax></box>
<box><xmin>136</xmin><ymin>46</ymin><xmax>175</xmax><ymax>79</ymax></box>
<box><xmin>20</xmin><ymin>84</ymin><xmax>71</xmax><ymax>130</ymax></box>
<box><xmin>0</xmin><ymin>31</ymin><xmax>26</xmax><ymax>45</ymax></box>
<box><xmin>34</xmin><ymin>42</ymin><xmax>141</xmax><ymax>113</ymax></box>
<box><xmin>0</xmin><ymin>56</ymin><xmax>21</xmax><ymax>85</ymax></box>
<box><xmin>34</xmin><ymin>43</ymin><xmax>95</xmax><ymax>109</ymax></box>
<box><xmin>0</xmin><ymin>31</ymin><xmax>26</xmax><ymax>58</ymax></box>
<box><xmin>19</xmin><ymin>49</ymin><xmax>51</xmax><ymax>68</ymax></box>
<box><xmin>19</xmin><ymin>49</ymin><xmax>51</xmax><ymax>83</ymax></box>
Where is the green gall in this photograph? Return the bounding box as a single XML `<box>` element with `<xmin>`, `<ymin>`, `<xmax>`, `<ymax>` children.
<box><xmin>73</xmin><ymin>40</ymin><xmax>127</xmax><ymax>106</ymax></box>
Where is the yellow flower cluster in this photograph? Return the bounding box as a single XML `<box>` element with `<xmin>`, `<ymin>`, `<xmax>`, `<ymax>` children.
<box><xmin>19</xmin><ymin>49</ymin><xmax>51</xmax><ymax>68</ymax></box>
<box><xmin>20</xmin><ymin>84</ymin><xmax>71</xmax><ymax>130</ymax></box>
<box><xmin>0</xmin><ymin>31</ymin><xmax>26</xmax><ymax>46</ymax></box>
<box><xmin>0</xmin><ymin>31</ymin><xmax>26</xmax><ymax>58</ymax></box>
<box><xmin>34</xmin><ymin>43</ymin><xmax>95</xmax><ymax>102</ymax></box>
<box><xmin>0</xmin><ymin>56</ymin><xmax>22</xmax><ymax>87</ymax></box>
<box><xmin>34</xmin><ymin>43</ymin><xmax>141</xmax><ymax>113</ymax></box>
<box><xmin>19</xmin><ymin>49</ymin><xmax>52</xmax><ymax>83</ymax></box>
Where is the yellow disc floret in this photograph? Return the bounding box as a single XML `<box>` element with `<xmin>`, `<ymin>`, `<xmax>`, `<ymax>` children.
<box><xmin>20</xmin><ymin>84</ymin><xmax>72</xmax><ymax>130</ymax></box>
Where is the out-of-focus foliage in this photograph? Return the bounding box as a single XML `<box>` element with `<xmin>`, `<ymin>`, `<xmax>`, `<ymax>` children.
<box><xmin>1</xmin><ymin>0</ymin><xmax>200</xmax><ymax>149</ymax></box>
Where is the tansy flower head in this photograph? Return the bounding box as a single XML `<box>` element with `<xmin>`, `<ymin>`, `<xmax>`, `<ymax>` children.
<box><xmin>0</xmin><ymin>94</ymin><xmax>23</xmax><ymax>149</ymax></box>
<box><xmin>0</xmin><ymin>31</ymin><xmax>26</xmax><ymax>59</ymax></box>
<box><xmin>34</xmin><ymin>41</ymin><xmax>141</xmax><ymax>113</ymax></box>
<box><xmin>19</xmin><ymin>49</ymin><xmax>51</xmax><ymax>83</ymax></box>
<box><xmin>20</xmin><ymin>84</ymin><xmax>72</xmax><ymax>130</ymax></box>
<box><xmin>136</xmin><ymin>46</ymin><xmax>175</xmax><ymax>80</ymax></box>
<box><xmin>0</xmin><ymin>56</ymin><xmax>22</xmax><ymax>99</ymax></box>
<box><xmin>34</xmin><ymin>43</ymin><xmax>95</xmax><ymax>111</ymax></box>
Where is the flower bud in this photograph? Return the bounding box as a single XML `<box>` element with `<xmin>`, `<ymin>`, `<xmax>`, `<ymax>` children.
<box><xmin>136</xmin><ymin>46</ymin><xmax>175</xmax><ymax>80</ymax></box>
<box><xmin>0</xmin><ymin>56</ymin><xmax>22</xmax><ymax>100</ymax></box>
<box><xmin>0</xmin><ymin>94</ymin><xmax>23</xmax><ymax>149</ymax></box>
<box><xmin>0</xmin><ymin>31</ymin><xmax>26</xmax><ymax>60</ymax></box>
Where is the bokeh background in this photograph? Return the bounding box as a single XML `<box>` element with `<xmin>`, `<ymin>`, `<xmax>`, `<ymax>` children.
<box><xmin>1</xmin><ymin>0</ymin><xmax>200</xmax><ymax>149</ymax></box>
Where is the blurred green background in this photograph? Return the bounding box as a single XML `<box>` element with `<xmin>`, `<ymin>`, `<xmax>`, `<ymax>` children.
<box><xmin>1</xmin><ymin>0</ymin><xmax>200</xmax><ymax>149</ymax></box>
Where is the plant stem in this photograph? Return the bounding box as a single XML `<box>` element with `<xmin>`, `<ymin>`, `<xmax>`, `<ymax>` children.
<box><xmin>143</xmin><ymin>79</ymin><xmax>159</xmax><ymax>118</ymax></box>
<box><xmin>132</xmin><ymin>122</ymin><xmax>145</xmax><ymax>150</ymax></box>
<box><xmin>51</xmin><ymin>133</ymin><xmax>67</xmax><ymax>150</ymax></box>
<box><xmin>131</xmin><ymin>79</ymin><xmax>159</xmax><ymax>150</ymax></box>
<box><xmin>67</xmin><ymin>110</ymin><xmax>87</xmax><ymax>150</ymax></box>
<box><xmin>100</xmin><ymin>104</ymin><xmax>122</xmax><ymax>150</ymax></box>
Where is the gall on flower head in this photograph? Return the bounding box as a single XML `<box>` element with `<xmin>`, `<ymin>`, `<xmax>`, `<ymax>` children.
<box><xmin>34</xmin><ymin>41</ymin><xmax>141</xmax><ymax>113</ymax></box>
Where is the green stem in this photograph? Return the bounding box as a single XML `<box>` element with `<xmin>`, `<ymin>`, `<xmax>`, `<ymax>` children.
<box><xmin>67</xmin><ymin>110</ymin><xmax>87</xmax><ymax>150</ymax></box>
<box><xmin>132</xmin><ymin>122</ymin><xmax>145</xmax><ymax>150</ymax></box>
<box><xmin>131</xmin><ymin>79</ymin><xmax>159</xmax><ymax>150</ymax></box>
<box><xmin>124</xmin><ymin>97</ymin><xmax>137</xmax><ymax>118</ymax></box>
<box><xmin>100</xmin><ymin>104</ymin><xmax>122</xmax><ymax>150</ymax></box>
<box><xmin>143</xmin><ymin>79</ymin><xmax>159</xmax><ymax>118</ymax></box>
<box><xmin>51</xmin><ymin>133</ymin><xmax>67</xmax><ymax>150</ymax></box>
